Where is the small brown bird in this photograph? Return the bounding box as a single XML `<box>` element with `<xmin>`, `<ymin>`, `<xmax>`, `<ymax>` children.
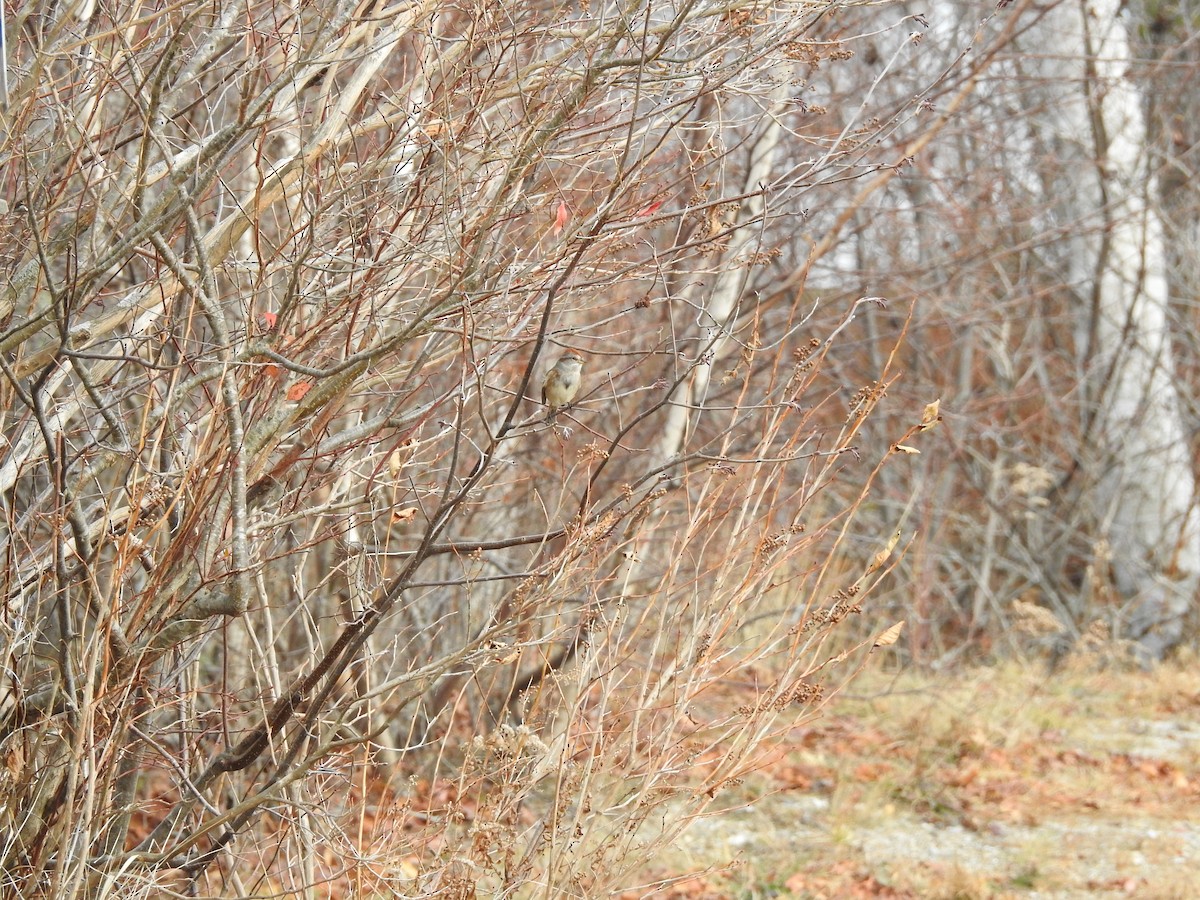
<box><xmin>541</xmin><ymin>351</ymin><xmax>584</xmax><ymax>419</ymax></box>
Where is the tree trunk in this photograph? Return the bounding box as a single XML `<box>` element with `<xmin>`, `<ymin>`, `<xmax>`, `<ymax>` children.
<box><xmin>1064</xmin><ymin>0</ymin><xmax>1200</xmax><ymax>658</ymax></box>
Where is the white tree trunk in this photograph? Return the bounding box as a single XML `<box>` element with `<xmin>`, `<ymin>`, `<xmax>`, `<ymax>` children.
<box><xmin>1060</xmin><ymin>0</ymin><xmax>1199</xmax><ymax>657</ymax></box>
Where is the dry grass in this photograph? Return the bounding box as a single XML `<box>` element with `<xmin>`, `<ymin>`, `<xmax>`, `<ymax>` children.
<box><xmin>629</xmin><ymin>652</ymin><xmax>1200</xmax><ymax>898</ymax></box>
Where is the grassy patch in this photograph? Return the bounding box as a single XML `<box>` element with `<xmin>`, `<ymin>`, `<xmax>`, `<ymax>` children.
<box><xmin>633</xmin><ymin>656</ymin><xmax>1200</xmax><ymax>897</ymax></box>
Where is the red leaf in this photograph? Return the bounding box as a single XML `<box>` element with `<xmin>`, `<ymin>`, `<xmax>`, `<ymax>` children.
<box><xmin>553</xmin><ymin>200</ymin><xmax>570</xmax><ymax>235</ymax></box>
<box><xmin>636</xmin><ymin>199</ymin><xmax>664</xmax><ymax>217</ymax></box>
<box><xmin>286</xmin><ymin>381</ymin><xmax>313</xmax><ymax>402</ymax></box>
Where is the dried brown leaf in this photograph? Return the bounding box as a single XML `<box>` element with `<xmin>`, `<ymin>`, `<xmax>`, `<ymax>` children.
<box><xmin>873</xmin><ymin>620</ymin><xmax>905</xmax><ymax>648</ymax></box>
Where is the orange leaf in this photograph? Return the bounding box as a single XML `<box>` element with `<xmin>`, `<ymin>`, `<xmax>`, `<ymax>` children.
<box><xmin>392</xmin><ymin>507</ymin><xmax>418</xmax><ymax>523</ymax></box>
<box><xmin>286</xmin><ymin>381</ymin><xmax>313</xmax><ymax>402</ymax></box>
<box><xmin>263</xmin><ymin>363</ymin><xmax>281</xmax><ymax>378</ymax></box>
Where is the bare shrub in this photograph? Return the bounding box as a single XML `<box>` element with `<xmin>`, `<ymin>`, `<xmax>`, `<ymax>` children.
<box><xmin>0</xmin><ymin>0</ymin><xmax>1008</xmax><ymax>894</ymax></box>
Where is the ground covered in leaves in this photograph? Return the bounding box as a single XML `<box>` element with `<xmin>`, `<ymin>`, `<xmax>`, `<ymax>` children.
<box><xmin>629</xmin><ymin>656</ymin><xmax>1200</xmax><ymax>899</ymax></box>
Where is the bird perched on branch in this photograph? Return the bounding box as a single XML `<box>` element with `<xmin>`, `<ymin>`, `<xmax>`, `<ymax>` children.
<box><xmin>541</xmin><ymin>351</ymin><xmax>584</xmax><ymax>421</ymax></box>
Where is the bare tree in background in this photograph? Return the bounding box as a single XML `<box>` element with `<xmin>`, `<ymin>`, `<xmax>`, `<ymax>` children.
<box><xmin>823</xmin><ymin>0</ymin><xmax>1200</xmax><ymax>663</ymax></box>
<box><xmin>1060</xmin><ymin>0</ymin><xmax>1200</xmax><ymax>659</ymax></box>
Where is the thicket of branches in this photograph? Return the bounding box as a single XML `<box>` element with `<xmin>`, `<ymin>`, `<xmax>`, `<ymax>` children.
<box><xmin>825</xmin><ymin>0</ymin><xmax>1200</xmax><ymax>662</ymax></box>
<box><xmin>0</xmin><ymin>0</ymin><xmax>1093</xmax><ymax>894</ymax></box>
